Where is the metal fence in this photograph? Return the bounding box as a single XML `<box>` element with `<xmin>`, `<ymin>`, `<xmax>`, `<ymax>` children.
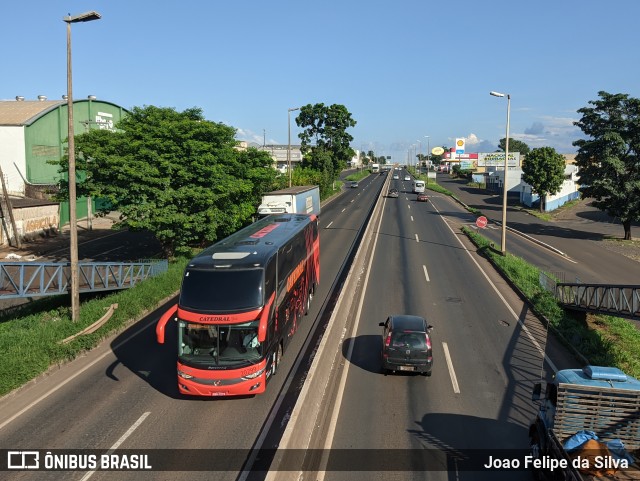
<box><xmin>0</xmin><ymin>259</ymin><xmax>168</xmax><ymax>299</ymax></box>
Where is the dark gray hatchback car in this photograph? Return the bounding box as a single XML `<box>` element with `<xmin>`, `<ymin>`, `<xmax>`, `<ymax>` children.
<box><xmin>379</xmin><ymin>315</ymin><xmax>433</xmax><ymax>376</ymax></box>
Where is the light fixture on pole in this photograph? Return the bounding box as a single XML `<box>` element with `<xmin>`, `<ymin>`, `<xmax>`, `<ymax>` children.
<box><xmin>287</xmin><ymin>106</ymin><xmax>301</xmax><ymax>188</ymax></box>
<box><xmin>490</xmin><ymin>90</ymin><xmax>511</xmax><ymax>256</ymax></box>
<box><xmin>65</xmin><ymin>10</ymin><xmax>101</xmax><ymax>322</ymax></box>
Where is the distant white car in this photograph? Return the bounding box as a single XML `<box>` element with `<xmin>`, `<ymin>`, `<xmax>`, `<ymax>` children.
<box><xmin>393</xmin><ymin>174</ymin><xmax>399</xmax><ymax>180</ymax></box>
<box><xmin>404</xmin><ymin>175</ymin><xmax>410</xmax><ymax>181</ymax></box>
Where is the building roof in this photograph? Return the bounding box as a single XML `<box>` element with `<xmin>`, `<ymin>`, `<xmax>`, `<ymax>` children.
<box><xmin>0</xmin><ymin>99</ymin><xmax>65</xmax><ymax>126</ymax></box>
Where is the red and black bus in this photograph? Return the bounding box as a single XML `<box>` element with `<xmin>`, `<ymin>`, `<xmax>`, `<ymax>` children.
<box><xmin>156</xmin><ymin>213</ymin><xmax>320</xmax><ymax>396</ymax></box>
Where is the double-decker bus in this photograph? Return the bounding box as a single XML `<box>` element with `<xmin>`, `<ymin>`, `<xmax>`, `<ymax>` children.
<box><xmin>156</xmin><ymin>213</ymin><xmax>320</xmax><ymax>397</ymax></box>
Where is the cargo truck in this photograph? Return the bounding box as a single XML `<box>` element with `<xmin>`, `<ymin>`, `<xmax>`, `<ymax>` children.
<box><xmin>257</xmin><ymin>186</ymin><xmax>321</xmax><ymax>218</ymax></box>
<box><xmin>529</xmin><ymin>365</ymin><xmax>640</xmax><ymax>481</ymax></box>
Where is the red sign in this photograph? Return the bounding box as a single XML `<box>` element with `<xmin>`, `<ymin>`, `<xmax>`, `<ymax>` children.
<box><xmin>476</xmin><ymin>216</ymin><xmax>488</xmax><ymax>229</ymax></box>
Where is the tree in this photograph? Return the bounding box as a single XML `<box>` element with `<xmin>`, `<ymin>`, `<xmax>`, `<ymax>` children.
<box><xmin>498</xmin><ymin>138</ymin><xmax>530</xmax><ymax>156</ymax></box>
<box><xmin>574</xmin><ymin>91</ymin><xmax>640</xmax><ymax>240</ymax></box>
<box><xmin>297</xmin><ymin>103</ymin><xmax>357</xmax><ymax>178</ymax></box>
<box><xmin>521</xmin><ymin>147</ymin><xmax>566</xmax><ymax>212</ymax></box>
<box><xmin>60</xmin><ymin>105</ymin><xmax>278</xmax><ymax>256</ymax></box>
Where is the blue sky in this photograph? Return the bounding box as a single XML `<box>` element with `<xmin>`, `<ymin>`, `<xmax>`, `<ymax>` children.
<box><xmin>3</xmin><ymin>1</ymin><xmax>640</xmax><ymax>163</ymax></box>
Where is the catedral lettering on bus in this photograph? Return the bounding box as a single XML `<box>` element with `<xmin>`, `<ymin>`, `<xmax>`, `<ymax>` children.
<box><xmin>156</xmin><ymin>213</ymin><xmax>320</xmax><ymax>397</ymax></box>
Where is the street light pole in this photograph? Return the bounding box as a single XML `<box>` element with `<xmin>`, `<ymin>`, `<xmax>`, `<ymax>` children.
<box><xmin>65</xmin><ymin>10</ymin><xmax>101</xmax><ymax>322</ymax></box>
<box><xmin>287</xmin><ymin>106</ymin><xmax>301</xmax><ymax>188</ymax></box>
<box><xmin>424</xmin><ymin>135</ymin><xmax>430</xmax><ymax>182</ymax></box>
<box><xmin>416</xmin><ymin>140</ymin><xmax>422</xmax><ymax>173</ymax></box>
<box><xmin>425</xmin><ymin>136</ymin><xmax>430</xmax><ymax>168</ymax></box>
<box><xmin>490</xmin><ymin>90</ymin><xmax>511</xmax><ymax>256</ymax></box>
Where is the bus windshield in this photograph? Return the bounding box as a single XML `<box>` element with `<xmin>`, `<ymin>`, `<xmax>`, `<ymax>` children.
<box><xmin>178</xmin><ymin>320</ymin><xmax>263</xmax><ymax>367</ymax></box>
<box><xmin>180</xmin><ymin>268</ymin><xmax>263</xmax><ymax>312</ymax></box>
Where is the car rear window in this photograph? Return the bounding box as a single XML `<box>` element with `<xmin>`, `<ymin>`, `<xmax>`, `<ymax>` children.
<box><xmin>391</xmin><ymin>332</ymin><xmax>427</xmax><ymax>349</ymax></box>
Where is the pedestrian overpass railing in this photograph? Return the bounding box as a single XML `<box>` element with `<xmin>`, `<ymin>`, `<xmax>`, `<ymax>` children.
<box><xmin>0</xmin><ymin>259</ymin><xmax>168</xmax><ymax>299</ymax></box>
<box><xmin>555</xmin><ymin>282</ymin><xmax>640</xmax><ymax>321</ymax></box>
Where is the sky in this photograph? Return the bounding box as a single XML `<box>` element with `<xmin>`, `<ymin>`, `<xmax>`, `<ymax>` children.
<box><xmin>3</xmin><ymin>0</ymin><xmax>640</xmax><ymax>163</ymax></box>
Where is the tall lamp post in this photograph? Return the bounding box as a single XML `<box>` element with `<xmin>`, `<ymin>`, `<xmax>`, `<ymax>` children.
<box><xmin>490</xmin><ymin>90</ymin><xmax>511</xmax><ymax>256</ymax></box>
<box><xmin>65</xmin><ymin>10</ymin><xmax>101</xmax><ymax>322</ymax></box>
<box><xmin>415</xmin><ymin>140</ymin><xmax>422</xmax><ymax>173</ymax></box>
<box><xmin>424</xmin><ymin>135</ymin><xmax>430</xmax><ymax>168</ymax></box>
<box><xmin>287</xmin><ymin>106</ymin><xmax>301</xmax><ymax>188</ymax></box>
<box><xmin>424</xmin><ymin>135</ymin><xmax>430</xmax><ymax>182</ymax></box>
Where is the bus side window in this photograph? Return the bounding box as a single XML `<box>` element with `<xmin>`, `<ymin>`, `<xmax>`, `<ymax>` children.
<box><xmin>265</xmin><ymin>256</ymin><xmax>276</xmax><ymax>300</ymax></box>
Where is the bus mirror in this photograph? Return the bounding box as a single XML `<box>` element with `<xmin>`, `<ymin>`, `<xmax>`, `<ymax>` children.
<box><xmin>532</xmin><ymin>383</ymin><xmax>542</xmax><ymax>401</ymax></box>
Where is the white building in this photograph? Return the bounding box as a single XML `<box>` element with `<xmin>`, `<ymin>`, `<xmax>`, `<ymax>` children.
<box><xmin>519</xmin><ymin>165</ymin><xmax>580</xmax><ymax>211</ymax></box>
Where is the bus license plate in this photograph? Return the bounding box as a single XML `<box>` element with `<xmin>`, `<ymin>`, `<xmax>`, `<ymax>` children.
<box><xmin>211</xmin><ymin>392</ymin><xmax>227</xmax><ymax>396</ymax></box>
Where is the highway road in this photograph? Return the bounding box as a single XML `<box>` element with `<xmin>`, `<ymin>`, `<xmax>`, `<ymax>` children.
<box><xmin>0</xmin><ymin>172</ymin><xmax>386</xmax><ymax>481</ymax></box>
<box><xmin>436</xmin><ymin>174</ymin><xmax>639</xmax><ymax>285</ymax></box>
<box><xmin>295</xmin><ymin>169</ymin><xmax>582</xmax><ymax>481</ymax></box>
<box><xmin>0</xmin><ymin>169</ymin><xmax>601</xmax><ymax>481</ymax></box>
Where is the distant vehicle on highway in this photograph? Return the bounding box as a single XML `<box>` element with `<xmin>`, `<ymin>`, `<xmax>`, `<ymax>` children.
<box><xmin>387</xmin><ymin>188</ymin><xmax>399</xmax><ymax>198</ymax></box>
<box><xmin>404</xmin><ymin>175</ymin><xmax>411</xmax><ymax>181</ymax></box>
<box><xmin>417</xmin><ymin>193</ymin><xmax>429</xmax><ymax>202</ymax></box>
<box><xmin>413</xmin><ymin>180</ymin><xmax>425</xmax><ymax>194</ymax></box>
<box><xmin>350</xmin><ymin>181</ymin><xmax>359</xmax><ymax>188</ymax></box>
<box><xmin>393</xmin><ymin>174</ymin><xmax>399</xmax><ymax>180</ymax></box>
<box><xmin>257</xmin><ymin>185</ymin><xmax>321</xmax><ymax>218</ymax></box>
<box><xmin>379</xmin><ymin>315</ymin><xmax>433</xmax><ymax>376</ymax></box>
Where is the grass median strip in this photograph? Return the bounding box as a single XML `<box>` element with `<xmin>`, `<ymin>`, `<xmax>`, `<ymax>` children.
<box><xmin>0</xmin><ymin>257</ymin><xmax>189</xmax><ymax>397</ymax></box>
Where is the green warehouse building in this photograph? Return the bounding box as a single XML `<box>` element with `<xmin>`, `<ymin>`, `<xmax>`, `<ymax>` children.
<box><xmin>0</xmin><ymin>95</ymin><xmax>127</xmax><ymax>246</ymax></box>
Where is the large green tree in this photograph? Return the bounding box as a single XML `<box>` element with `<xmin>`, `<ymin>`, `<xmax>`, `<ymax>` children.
<box><xmin>498</xmin><ymin>138</ymin><xmax>530</xmax><ymax>156</ymax></box>
<box><xmin>60</xmin><ymin>105</ymin><xmax>278</xmax><ymax>256</ymax></box>
<box><xmin>297</xmin><ymin>103</ymin><xmax>356</xmax><ymax>177</ymax></box>
<box><xmin>522</xmin><ymin>146</ymin><xmax>566</xmax><ymax>212</ymax></box>
<box><xmin>574</xmin><ymin>91</ymin><xmax>640</xmax><ymax>240</ymax></box>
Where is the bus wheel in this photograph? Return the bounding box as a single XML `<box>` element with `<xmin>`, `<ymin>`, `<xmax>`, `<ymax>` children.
<box><xmin>273</xmin><ymin>344</ymin><xmax>283</xmax><ymax>375</ymax></box>
<box><xmin>305</xmin><ymin>292</ymin><xmax>311</xmax><ymax>315</ymax></box>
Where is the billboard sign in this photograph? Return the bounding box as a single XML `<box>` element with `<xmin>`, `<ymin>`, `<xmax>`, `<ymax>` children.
<box><xmin>478</xmin><ymin>152</ymin><xmax>520</xmax><ymax>167</ymax></box>
<box><xmin>455</xmin><ymin>138</ymin><xmax>465</xmax><ymax>154</ymax></box>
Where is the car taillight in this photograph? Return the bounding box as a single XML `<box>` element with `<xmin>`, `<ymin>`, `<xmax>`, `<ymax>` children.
<box><xmin>425</xmin><ymin>334</ymin><xmax>431</xmax><ymax>350</ymax></box>
<box><xmin>385</xmin><ymin>333</ymin><xmax>391</xmax><ymax>347</ymax></box>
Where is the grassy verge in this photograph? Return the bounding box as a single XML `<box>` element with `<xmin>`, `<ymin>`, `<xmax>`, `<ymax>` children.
<box><xmin>0</xmin><ymin>257</ymin><xmax>190</xmax><ymax>397</ymax></box>
<box><xmin>463</xmin><ymin>227</ymin><xmax>640</xmax><ymax>378</ymax></box>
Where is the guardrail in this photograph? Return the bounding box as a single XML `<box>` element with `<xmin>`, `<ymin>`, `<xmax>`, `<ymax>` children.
<box><xmin>0</xmin><ymin>259</ymin><xmax>168</xmax><ymax>299</ymax></box>
<box><xmin>555</xmin><ymin>282</ymin><xmax>640</xmax><ymax>321</ymax></box>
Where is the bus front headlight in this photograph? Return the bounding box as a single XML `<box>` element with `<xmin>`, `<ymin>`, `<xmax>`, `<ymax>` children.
<box><xmin>242</xmin><ymin>366</ymin><xmax>266</xmax><ymax>380</ymax></box>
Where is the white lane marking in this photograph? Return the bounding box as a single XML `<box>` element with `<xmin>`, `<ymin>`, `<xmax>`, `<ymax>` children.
<box><xmin>431</xmin><ymin>202</ymin><xmax>558</xmax><ymax>373</ymax></box>
<box><xmin>415</xmin><ymin>234</ymin><xmax>419</xmax><ymax>243</ymax></box>
<box><xmin>351</xmin><ymin>199</ymin><xmax>354</xmax><ymax>202</ymax></box>
<box><xmin>341</xmin><ymin>208</ymin><xmax>346</xmax><ymax>213</ymax></box>
<box><xmin>79</xmin><ymin>412</ymin><xmax>150</xmax><ymax>481</ymax></box>
<box><xmin>0</xmin><ymin>319</ymin><xmax>157</xmax><ymax>431</ymax></box>
<box><xmin>316</xmin><ymin>190</ymin><xmax>388</xmax><ymax>481</ymax></box>
<box><xmin>411</xmin><ymin>216</ymin><xmax>414</xmax><ymax>222</ymax></box>
<box><xmin>100</xmin><ymin>246</ymin><xmax>125</xmax><ymax>256</ymax></box>
<box><xmin>423</xmin><ymin>264</ymin><xmax>430</xmax><ymax>282</ymax></box>
<box><xmin>407</xmin><ymin>204</ymin><xmax>411</xmax><ymax>209</ymax></box>
<box><xmin>326</xmin><ymin>221</ymin><xmax>334</xmax><ymax>229</ymax></box>
<box><xmin>442</xmin><ymin>342</ymin><xmax>460</xmax><ymax>394</ymax></box>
